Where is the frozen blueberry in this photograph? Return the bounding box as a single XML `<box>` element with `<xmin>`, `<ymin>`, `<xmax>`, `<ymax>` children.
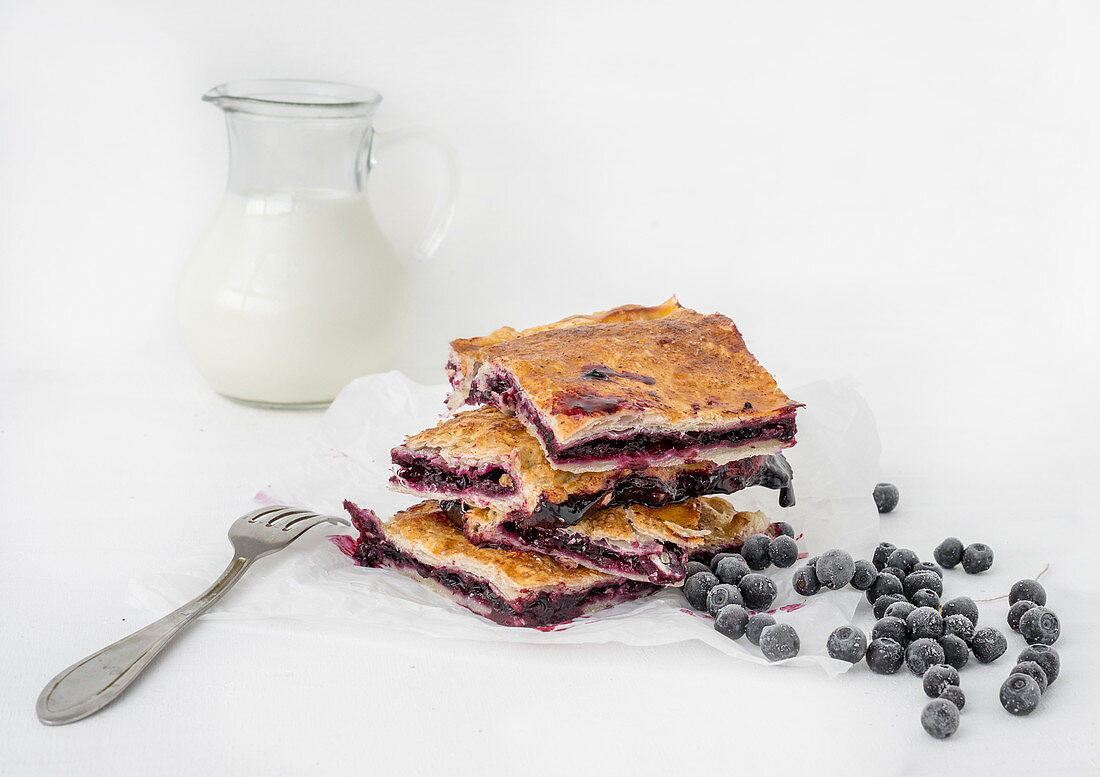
<box><xmin>1008</xmin><ymin>600</ymin><xmax>1038</xmax><ymax>633</ymax></box>
<box><xmin>910</xmin><ymin>589</ymin><xmax>941</xmax><ymax>611</ymax></box>
<box><xmin>1009</xmin><ymin>579</ymin><xmax>1047</xmax><ymax>606</ymax></box>
<box><xmin>714</xmin><ymin>554</ymin><xmax>751</xmax><ymax>585</ymax></box>
<box><xmin>816</xmin><ymin>549</ymin><xmax>855</xmax><ymax>590</ymax></box>
<box><xmin>827</xmin><ymin>626</ymin><xmax>868</xmax><ymax>663</ymax></box>
<box><xmin>873</xmin><ymin>594</ymin><xmax>907</xmax><ymax>620</ymax></box>
<box><xmin>738</xmin><ymin>573</ymin><xmax>778</xmax><ymax>611</ymax></box>
<box><xmin>912</xmin><ymin>561</ymin><xmax>944</xmax><ymax>579</ymax></box>
<box><xmin>768</xmin><ymin>535</ymin><xmax>799</xmax><ymax>568</ymax></box>
<box><xmin>709</xmin><ymin>552</ymin><xmax>739</xmax><ymax>573</ymax></box>
<box><xmin>961</xmin><ymin>543</ymin><xmax>994</xmax><ymax>574</ymax></box>
<box><xmin>759</xmin><ymin>623</ymin><xmax>800</xmax><ymax>662</ymax></box>
<box><xmin>684</xmin><ymin>571</ymin><xmax>720</xmax><ymax>611</ymax></box>
<box><xmin>943</xmin><ymin>613</ymin><xmax>976</xmax><ymax>644</ymax></box>
<box><xmin>921</xmin><ymin>699</ymin><xmax>960</xmax><ymax>739</ymax></box>
<box><xmin>850</xmin><ymin>559</ymin><xmax>878</xmax><ymax>590</ymax></box>
<box><xmin>922</xmin><ymin>664</ymin><xmax>961</xmax><ymax>698</ymax></box>
<box><xmin>873</xmin><ymin>482</ymin><xmax>900</xmax><ymax>513</ymax></box>
<box><xmin>745</xmin><ymin>613</ymin><xmax>776</xmax><ymax>646</ymax></box>
<box><xmin>938</xmin><ymin>685</ymin><xmax>966</xmax><ymax>711</ymax></box>
<box><xmin>792</xmin><ymin>565</ymin><xmax>820</xmax><ymax>596</ymax></box>
<box><xmin>886</xmin><ymin>548</ymin><xmax>919</xmax><ymax>575</ymax></box>
<box><xmin>873</xmin><ymin>541</ymin><xmax>897</xmax><ymax>571</ymax></box>
<box><xmin>971</xmin><ymin>627</ymin><xmax>1008</xmax><ymax>664</ymax></box>
<box><xmin>941</xmin><ymin>596</ymin><xmax>979</xmax><ymax>626</ymax></box>
<box><xmin>866</xmin><ymin>571</ymin><xmax>905</xmax><ymax>604</ymax></box>
<box><xmin>685</xmin><ymin>561</ymin><xmax>711</xmax><ymax>580</ymax></box>
<box><xmin>866</xmin><ymin>637</ymin><xmax>905</xmax><ymax>674</ymax></box>
<box><xmin>713</xmin><ymin>604</ymin><xmax>750</xmax><ymax>640</ymax></box>
<box><xmin>933</xmin><ymin>537</ymin><xmax>964</xmax><ymax>569</ymax></box>
<box><xmin>906</xmin><ymin>606</ymin><xmax>944</xmax><ymax>640</ymax></box>
<box><xmin>903</xmin><ymin>570</ymin><xmax>943</xmax><ymax>599</ymax></box>
<box><xmin>770</xmin><ymin>521</ymin><xmax>795</xmax><ymax>538</ymax></box>
<box><xmin>938</xmin><ymin>634</ymin><xmax>970</xmax><ymax>670</ymax></box>
<box><xmin>1011</xmin><ymin>661</ymin><xmax>1049</xmax><ymax>694</ymax></box>
<box><xmin>906</xmin><ymin>638</ymin><xmax>946</xmax><ymax>676</ymax></box>
<box><xmin>885</xmin><ymin>600</ymin><xmax>917</xmax><ymax>621</ymax></box>
<box><xmin>872</xmin><ymin>616</ymin><xmax>910</xmax><ymax>648</ymax></box>
<box><xmin>705</xmin><ymin>583</ymin><xmax>744</xmax><ymax>616</ymax></box>
<box><xmin>1000</xmin><ymin>673</ymin><xmax>1041</xmax><ymax>716</ymax></box>
<box><xmin>741</xmin><ymin>534</ymin><xmax>773</xmax><ymax>570</ymax></box>
<box><xmin>1019</xmin><ymin>606</ymin><xmax>1060</xmax><ymax>645</ymax></box>
<box><xmin>881</xmin><ymin>566</ymin><xmax>907</xmax><ymax>583</ymax></box>
<box><xmin>1018</xmin><ymin>645</ymin><xmax>1059</xmax><ymax>685</ymax></box>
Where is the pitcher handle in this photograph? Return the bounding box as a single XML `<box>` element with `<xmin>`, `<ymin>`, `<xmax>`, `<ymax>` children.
<box><xmin>368</xmin><ymin>127</ymin><xmax>460</xmax><ymax>262</ymax></box>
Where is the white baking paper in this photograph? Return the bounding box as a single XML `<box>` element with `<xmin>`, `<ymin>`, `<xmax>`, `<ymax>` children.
<box><xmin>129</xmin><ymin>372</ymin><xmax>881</xmax><ymax>676</ymax></box>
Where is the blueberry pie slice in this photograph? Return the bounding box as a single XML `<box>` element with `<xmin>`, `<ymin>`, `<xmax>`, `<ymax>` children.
<box><xmin>445</xmin><ymin>305</ymin><xmax>801</xmax><ymax>472</ymax></box>
<box><xmin>459</xmin><ymin>496</ymin><xmax>772</xmax><ymax>585</ymax></box>
<box><xmin>390</xmin><ymin>405</ymin><xmax>795</xmax><ymax>523</ymax></box>
<box><xmin>345</xmin><ymin>500</ymin><xmax>660</xmax><ymax>628</ymax></box>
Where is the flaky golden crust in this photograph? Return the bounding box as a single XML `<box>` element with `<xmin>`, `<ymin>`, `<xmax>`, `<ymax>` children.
<box><xmin>695</xmin><ymin>496</ymin><xmax>770</xmax><ymax>553</ymax></box>
<box><xmin>392</xmin><ymin>405</ymin><xmax>752</xmax><ymax>514</ymax></box>
<box><xmin>383</xmin><ymin>501</ymin><xmax>614</xmax><ymax>599</ymax></box>
<box><xmin>445</xmin><ymin>297</ymin><xmax>682</xmax><ymax>408</ymax></box>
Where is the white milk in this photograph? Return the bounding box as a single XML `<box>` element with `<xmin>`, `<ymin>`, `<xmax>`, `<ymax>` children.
<box><xmin>177</xmin><ymin>190</ymin><xmax>408</xmax><ymax>406</ymax></box>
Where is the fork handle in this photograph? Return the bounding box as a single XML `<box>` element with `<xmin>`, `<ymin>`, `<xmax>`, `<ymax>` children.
<box><xmin>36</xmin><ymin>555</ymin><xmax>253</xmax><ymax>726</ymax></box>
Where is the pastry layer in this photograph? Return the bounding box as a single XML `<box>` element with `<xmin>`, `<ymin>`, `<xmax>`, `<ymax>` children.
<box><xmin>459</xmin><ymin>496</ymin><xmax>772</xmax><ymax>585</ymax></box>
<box><xmin>345</xmin><ymin>500</ymin><xmax>659</xmax><ymax>628</ymax></box>
<box><xmin>390</xmin><ymin>405</ymin><xmax>795</xmax><ymax>520</ymax></box>
<box><xmin>446</xmin><ymin>306</ymin><xmax>801</xmax><ymax>472</ymax></box>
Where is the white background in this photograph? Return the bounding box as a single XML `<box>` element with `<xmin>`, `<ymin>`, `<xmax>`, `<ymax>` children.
<box><xmin>2</xmin><ymin>1</ymin><xmax>1099</xmax><ymax>775</ymax></box>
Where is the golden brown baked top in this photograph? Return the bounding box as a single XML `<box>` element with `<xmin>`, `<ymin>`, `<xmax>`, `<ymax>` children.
<box><xmin>384</xmin><ymin>501</ymin><xmax>614</xmax><ymax>595</ymax></box>
<box><xmin>463</xmin><ymin>307</ymin><xmax>800</xmax><ymax>444</ymax></box>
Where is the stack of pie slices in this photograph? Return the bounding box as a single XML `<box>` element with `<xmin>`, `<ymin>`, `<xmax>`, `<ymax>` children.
<box><xmin>345</xmin><ymin>298</ymin><xmax>803</xmax><ymax>627</ymax></box>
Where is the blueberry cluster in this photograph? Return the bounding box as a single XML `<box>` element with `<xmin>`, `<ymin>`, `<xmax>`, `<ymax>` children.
<box><xmin>997</xmin><ymin>579</ymin><xmax>1061</xmax><ymax>717</ymax></box>
<box><xmin>933</xmin><ymin>536</ymin><xmax>994</xmax><ymax>574</ymax></box>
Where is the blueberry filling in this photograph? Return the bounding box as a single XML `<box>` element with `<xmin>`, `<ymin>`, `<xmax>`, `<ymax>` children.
<box><xmin>392</xmin><ymin>452</ymin><xmax>514</xmax><ymax>497</ymax></box>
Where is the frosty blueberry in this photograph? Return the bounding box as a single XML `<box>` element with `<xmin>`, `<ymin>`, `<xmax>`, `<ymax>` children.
<box><xmin>873</xmin><ymin>594</ymin><xmax>907</xmax><ymax>620</ymax></box>
<box><xmin>1009</xmin><ymin>578</ymin><xmax>1047</xmax><ymax>606</ymax></box>
<box><xmin>768</xmin><ymin>535</ymin><xmax>799</xmax><ymax>568</ymax></box>
<box><xmin>1007</xmin><ymin>600</ymin><xmax>1037</xmax><ymax>633</ymax></box>
<box><xmin>714</xmin><ymin>554</ymin><xmax>751</xmax><ymax>586</ymax></box>
<box><xmin>872</xmin><ymin>616</ymin><xmax>910</xmax><ymax>648</ymax></box>
<box><xmin>906</xmin><ymin>606</ymin><xmax>944</xmax><ymax>640</ymax></box>
<box><xmin>906</xmin><ymin>638</ymin><xmax>946</xmax><ymax>676</ymax></box>
<box><xmin>709</xmin><ymin>552</ymin><xmax>739</xmax><ymax>573</ymax></box>
<box><xmin>714</xmin><ymin>604</ymin><xmax>750</xmax><ymax>640</ymax></box>
<box><xmin>910</xmin><ymin>589</ymin><xmax>941</xmax><ymax>610</ymax></box>
<box><xmin>938</xmin><ymin>685</ymin><xmax>965</xmax><ymax>711</ymax></box>
<box><xmin>1018</xmin><ymin>607</ymin><xmax>1060</xmax><ymax>645</ymax></box>
<box><xmin>705</xmin><ymin>583</ymin><xmax>744</xmax><ymax>616</ymax></box>
<box><xmin>961</xmin><ymin>543</ymin><xmax>994</xmax><ymax>574</ymax></box>
<box><xmin>1000</xmin><ymin>674</ymin><xmax>1041</xmax><ymax>716</ymax></box>
<box><xmin>971</xmin><ymin>627</ymin><xmax>1008</xmax><ymax>664</ymax></box>
<box><xmin>941</xmin><ymin>596</ymin><xmax>979</xmax><ymax>626</ymax></box>
<box><xmin>770</xmin><ymin>521</ymin><xmax>795</xmax><ymax>538</ymax></box>
<box><xmin>745</xmin><ymin>613</ymin><xmax>776</xmax><ymax>646</ymax></box>
<box><xmin>741</xmin><ymin>534</ymin><xmax>773</xmax><ymax>571</ymax></box>
<box><xmin>922</xmin><ymin>664</ymin><xmax>960</xmax><ymax>698</ymax></box>
<box><xmin>903</xmin><ymin>570</ymin><xmax>943</xmax><ymax>599</ymax></box>
<box><xmin>792</xmin><ymin>565</ymin><xmax>820</xmax><ymax>596</ymax></box>
<box><xmin>886</xmin><ymin>548</ymin><xmax>919</xmax><ymax>575</ymax></box>
<box><xmin>850</xmin><ymin>559</ymin><xmax>877</xmax><ymax>590</ymax></box>
<box><xmin>938</xmin><ymin>634</ymin><xmax>970</xmax><ymax>670</ymax></box>
<box><xmin>1018</xmin><ymin>644</ymin><xmax>1059</xmax><ymax>685</ymax></box>
<box><xmin>873</xmin><ymin>542</ymin><xmax>897</xmax><ymax>571</ymax></box>
<box><xmin>881</xmin><ymin>566</ymin><xmax>907</xmax><ymax>583</ymax></box>
<box><xmin>866</xmin><ymin>571</ymin><xmax>904</xmax><ymax>604</ymax></box>
<box><xmin>943</xmin><ymin>613</ymin><xmax>976</xmax><ymax>644</ymax></box>
<box><xmin>816</xmin><ymin>549</ymin><xmax>855</xmax><ymax>590</ymax></box>
<box><xmin>738</xmin><ymin>572</ymin><xmax>778</xmax><ymax>611</ymax></box>
<box><xmin>827</xmin><ymin>626</ymin><xmax>868</xmax><ymax>663</ymax></box>
<box><xmin>1011</xmin><ymin>661</ymin><xmax>1049</xmax><ymax>694</ymax></box>
<box><xmin>873</xmin><ymin>482</ymin><xmax>900</xmax><ymax>513</ymax></box>
<box><xmin>921</xmin><ymin>698</ymin><xmax>959</xmax><ymax>739</ymax></box>
<box><xmin>933</xmin><ymin>537</ymin><xmax>964</xmax><ymax>569</ymax></box>
<box><xmin>759</xmin><ymin>623</ymin><xmax>800</xmax><ymax>662</ymax></box>
<box><xmin>684</xmin><ymin>571</ymin><xmax>719</xmax><ymax>611</ymax></box>
<box><xmin>685</xmin><ymin>561</ymin><xmax>711</xmax><ymax>580</ymax></box>
<box><xmin>885</xmin><ymin>600</ymin><xmax>917</xmax><ymax>621</ymax></box>
<box><xmin>866</xmin><ymin>637</ymin><xmax>905</xmax><ymax>674</ymax></box>
<box><xmin>912</xmin><ymin>561</ymin><xmax>943</xmax><ymax>579</ymax></box>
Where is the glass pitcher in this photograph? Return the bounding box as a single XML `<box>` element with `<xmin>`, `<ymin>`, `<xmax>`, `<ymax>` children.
<box><xmin>177</xmin><ymin>79</ymin><xmax>458</xmax><ymax>408</ymax></box>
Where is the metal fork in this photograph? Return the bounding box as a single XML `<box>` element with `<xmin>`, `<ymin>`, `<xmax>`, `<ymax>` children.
<box><xmin>36</xmin><ymin>505</ymin><xmax>349</xmax><ymax>726</ymax></box>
